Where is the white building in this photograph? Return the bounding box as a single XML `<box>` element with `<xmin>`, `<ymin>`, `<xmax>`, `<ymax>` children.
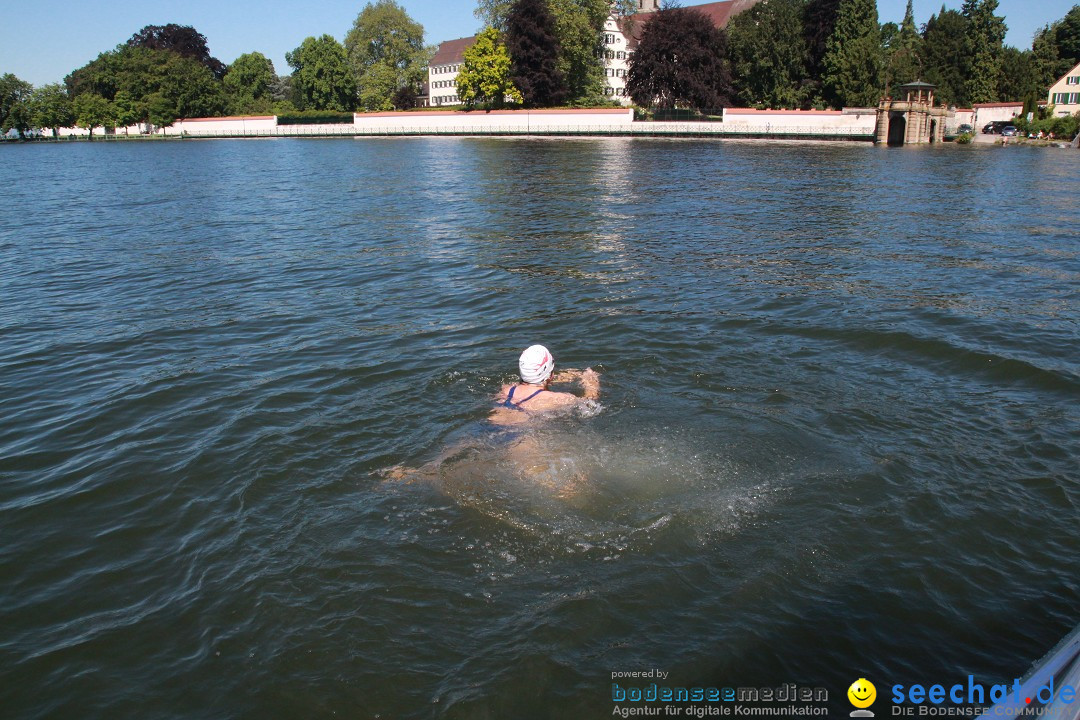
<box><xmin>1047</xmin><ymin>60</ymin><xmax>1080</xmax><ymax>117</ymax></box>
<box><xmin>427</xmin><ymin>36</ymin><xmax>475</xmax><ymax>107</ymax></box>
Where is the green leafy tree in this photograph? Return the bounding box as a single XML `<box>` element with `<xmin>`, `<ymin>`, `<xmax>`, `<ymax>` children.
<box><xmin>158</xmin><ymin>53</ymin><xmax>227</xmax><ymax>117</ymax></box>
<box><xmin>962</xmin><ymin>0</ymin><xmax>1006</xmax><ymax>104</ymax></box>
<box><xmin>31</xmin><ymin>83</ymin><xmax>74</xmax><ymax>138</ymax></box>
<box><xmin>224</xmin><ymin>52</ymin><xmax>277</xmax><ymax>114</ymax></box>
<box><xmin>112</xmin><ymin>90</ymin><xmax>140</xmax><ymax>133</ymax></box>
<box><xmin>345</xmin><ymin>0</ymin><xmax>431</xmax><ymax>112</ymax></box>
<box><xmin>626</xmin><ymin>5</ymin><xmax>733</xmax><ymax>109</ymax></box>
<box><xmin>72</xmin><ymin>93</ymin><xmax>115</xmax><ymax>138</ymax></box>
<box><xmin>1</xmin><ymin>73</ymin><xmax>35</xmax><ymax>138</ymax></box>
<box><xmin>286</xmin><ymin>35</ymin><xmax>357</xmax><ymax>111</ymax></box>
<box><xmin>997</xmin><ymin>47</ymin><xmax>1043</xmax><ymax>103</ymax></box>
<box><xmin>145</xmin><ymin>92</ymin><xmax>178</xmax><ymax>132</ymax></box>
<box><xmin>884</xmin><ymin>0</ymin><xmax>924</xmax><ymax>92</ymax></box>
<box><xmin>549</xmin><ymin>0</ymin><xmax>608</xmax><ymax>103</ymax></box>
<box><xmin>1033</xmin><ymin>5</ymin><xmax>1080</xmax><ymax>83</ymax></box>
<box><xmin>506</xmin><ymin>0</ymin><xmax>568</xmax><ymax>106</ymax></box>
<box><xmin>269</xmin><ymin>74</ymin><xmax>298</xmax><ymax>113</ymax></box>
<box><xmin>1056</xmin><ymin>5</ymin><xmax>1080</xmax><ymax>68</ymax></box>
<box><xmin>1032</xmin><ymin>24</ymin><xmax>1063</xmax><ymax>90</ymax></box>
<box><xmin>727</xmin><ymin>0</ymin><xmax>813</xmax><ymax>109</ymax></box>
<box><xmin>66</xmin><ymin>45</ymin><xmax>225</xmax><ymax>118</ymax></box>
<box><xmin>127</xmin><ymin>24</ymin><xmax>227</xmax><ymax>79</ymax></box>
<box><xmin>457</xmin><ymin>27</ymin><xmax>523</xmax><ymax>108</ymax></box>
<box><xmin>822</xmin><ymin>0</ymin><xmax>884</xmax><ymax>107</ymax></box>
<box><xmin>921</xmin><ymin>5</ymin><xmax>969</xmax><ymax>106</ymax></box>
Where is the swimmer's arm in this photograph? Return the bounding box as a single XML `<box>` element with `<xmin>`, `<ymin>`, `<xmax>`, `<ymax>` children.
<box><xmin>580</xmin><ymin>368</ymin><xmax>600</xmax><ymax>400</ymax></box>
<box><xmin>551</xmin><ymin>369</ymin><xmax>582</xmax><ymax>383</ymax></box>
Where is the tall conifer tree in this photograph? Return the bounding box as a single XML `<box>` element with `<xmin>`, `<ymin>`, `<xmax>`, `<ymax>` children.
<box><xmin>921</xmin><ymin>5</ymin><xmax>969</xmax><ymax>106</ymax></box>
<box><xmin>885</xmin><ymin>0</ymin><xmax>924</xmax><ymax>90</ymax></box>
<box><xmin>822</xmin><ymin>0</ymin><xmax>884</xmax><ymax>108</ymax></box>
<box><xmin>962</xmin><ymin>0</ymin><xmax>1006</xmax><ymax>104</ymax></box>
<box><xmin>506</xmin><ymin>0</ymin><xmax>568</xmax><ymax>106</ymax></box>
<box><xmin>804</xmin><ymin>0</ymin><xmax>843</xmax><ymax>103</ymax></box>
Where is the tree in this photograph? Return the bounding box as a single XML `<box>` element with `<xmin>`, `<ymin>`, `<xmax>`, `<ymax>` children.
<box><xmin>457</xmin><ymin>27</ymin><xmax>523</xmax><ymax>108</ymax></box>
<box><xmin>548</xmin><ymin>0</ymin><xmax>611</xmax><ymax>103</ymax></box>
<box><xmin>626</xmin><ymin>5</ymin><xmax>733</xmax><ymax>109</ymax></box>
<box><xmin>72</xmin><ymin>93</ymin><xmax>115</xmax><ymax>138</ymax></box>
<box><xmin>1057</xmin><ymin>4</ymin><xmax>1080</xmax><ymax>68</ymax></box>
<box><xmin>727</xmin><ymin>0</ymin><xmax>813</xmax><ymax>109</ymax></box>
<box><xmin>997</xmin><ymin>47</ymin><xmax>1043</xmax><ymax>103</ymax></box>
<box><xmin>822</xmin><ymin>0</ymin><xmax>884</xmax><ymax>107</ymax></box>
<box><xmin>476</xmin><ymin>0</ymin><xmax>634</xmax><ymax>32</ymax></box>
<box><xmin>391</xmin><ymin>83</ymin><xmax>419</xmax><ymax>109</ymax></box>
<box><xmin>144</xmin><ymin>93</ymin><xmax>178</xmax><ymax>132</ymax></box>
<box><xmin>884</xmin><ymin>0</ymin><xmax>924</xmax><ymax>92</ymax></box>
<box><xmin>962</xmin><ymin>0</ymin><xmax>1006</xmax><ymax>105</ymax></box>
<box><xmin>345</xmin><ymin>0</ymin><xmax>431</xmax><ymax>112</ymax></box>
<box><xmin>128</xmin><ymin>24</ymin><xmax>227</xmax><ymax>79</ymax></box>
<box><xmin>506</xmin><ymin>0</ymin><xmax>568</xmax><ymax>106</ymax></box>
<box><xmin>476</xmin><ymin>0</ymin><xmax>634</xmax><ymax>103</ymax></box>
<box><xmin>803</xmin><ymin>0</ymin><xmax>843</xmax><ymax>103</ymax></box>
<box><xmin>31</xmin><ymin>84</ymin><xmax>74</xmax><ymax>138</ymax></box>
<box><xmin>1</xmin><ymin>73</ymin><xmax>34</xmax><ymax>138</ymax></box>
<box><xmin>921</xmin><ymin>5</ymin><xmax>969</xmax><ymax>106</ymax></box>
<box><xmin>1033</xmin><ymin>5</ymin><xmax>1080</xmax><ymax>82</ymax></box>
<box><xmin>112</xmin><ymin>90</ymin><xmax>140</xmax><ymax>133</ymax></box>
<box><xmin>157</xmin><ymin>52</ymin><xmax>225</xmax><ymax>118</ymax></box>
<box><xmin>287</xmin><ymin>35</ymin><xmax>357</xmax><ymax>111</ymax></box>
<box><xmin>224</xmin><ymin>52</ymin><xmax>277</xmax><ymax>114</ymax></box>
<box><xmin>66</xmin><ymin>45</ymin><xmax>225</xmax><ymax>118</ymax></box>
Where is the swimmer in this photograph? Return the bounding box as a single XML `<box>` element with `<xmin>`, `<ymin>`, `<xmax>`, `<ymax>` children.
<box><xmin>382</xmin><ymin>345</ymin><xmax>600</xmax><ymax>500</ymax></box>
<box><xmin>489</xmin><ymin>345</ymin><xmax>600</xmax><ymax>427</ymax></box>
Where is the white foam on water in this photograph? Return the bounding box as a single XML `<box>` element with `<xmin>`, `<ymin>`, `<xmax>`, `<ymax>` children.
<box><xmin>417</xmin><ymin>416</ymin><xmax>815</xmax><ymax>561</ymax></box>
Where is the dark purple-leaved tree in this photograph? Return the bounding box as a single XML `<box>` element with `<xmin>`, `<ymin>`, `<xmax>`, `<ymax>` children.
<box><xmin>128</xmin><ymin>24</ymin><xmax>227</xmax><ymax>79</ymax></box>
<box><xmin>626</xmin><ymin>5</ymin><xmax>733</xmax><ymax>109</ymax></box>
<box><xmin>505</xmin><ymin>0</ymin><xmax>567</xmax><ymax>107</ymax></box>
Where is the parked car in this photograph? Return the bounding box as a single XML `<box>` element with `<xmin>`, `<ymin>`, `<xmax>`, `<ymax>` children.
<box><xmin>1001</xmin><ymin>125</ymin><xmax>1018</xmax><ymax>137</ymax></box>
<box><xmin>957</xmin><ymin>124</ymin><xmax>973</xmax><ymax>134</ymax></box>
<box><xmin>982</xmin><ymin>121</ymin><xmax>1011</xmax><ymax>134</ymax></box>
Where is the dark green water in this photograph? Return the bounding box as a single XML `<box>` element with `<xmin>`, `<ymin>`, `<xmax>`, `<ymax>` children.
<box><xmin>1</xmin><ymin>138</ymin><xmax>1077</xmax><ymax>719</ymax></box>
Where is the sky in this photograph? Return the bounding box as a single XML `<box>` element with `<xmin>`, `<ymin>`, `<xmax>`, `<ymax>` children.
<box><xmin>1</xmin><ymin>0</ymin><xmax>1076</xmax><ymax>87</ymax></box>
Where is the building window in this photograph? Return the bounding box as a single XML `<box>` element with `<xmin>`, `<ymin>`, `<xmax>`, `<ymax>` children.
<box><xmin>605</xmin><ymin>34</ymin><xmax>616</xmax><ymax>44</ymax></box>
<box><xmin>616</xmin><ymin>51</ymin><xmax>625</xmax><ymax>59</ymax></box>
<box><xmin>604</xmin><ymin>87</ymin><xmax>614</xmax><ymax>96</ymax></box>
<box><xmin>605</xmin><ymin>50</ymin><xmax>615</xmax><ymax>59</ymax></box>
<box><xmin>617</xmin><ymin>69</ymin><xmax>625</xmax><ymax>77</ymax></box>
<box><xmin>1067</xmin><ymin>76</ymin><xmax>1079</xmax><ymax>85</ymax></box>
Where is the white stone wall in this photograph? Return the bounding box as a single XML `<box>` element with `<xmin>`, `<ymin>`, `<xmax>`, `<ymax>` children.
<box><xmin>353</xmin><ymin>108</ymin><xmax>634</xmax><ymax>133</ymax></box>
<box><xmin>972</xmin><ymin>105</ymin><xmax>1022</xmax><ymax>129</ymax></box>
<box><xmin>173</xmin><ymin>116</ymin><xmax>277</xmax><ymax>135</ymax></box>
<box><xmin>723</xmin><ymin>109</ymin><xmax>876</xmax><ymax>133</ymax></box>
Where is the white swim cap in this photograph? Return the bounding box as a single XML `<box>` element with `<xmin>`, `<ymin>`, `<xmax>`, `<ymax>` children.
<box><xmin>519</xmin><ymin>345</ymin><xmax>554</xmax><ymax>384</ymax></box>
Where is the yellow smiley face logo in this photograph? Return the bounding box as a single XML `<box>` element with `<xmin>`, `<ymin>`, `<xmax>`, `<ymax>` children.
<box><xmin>848</xmin><ymin>679</ymin><xmax>877</xmax><ymax>709</ymax></box>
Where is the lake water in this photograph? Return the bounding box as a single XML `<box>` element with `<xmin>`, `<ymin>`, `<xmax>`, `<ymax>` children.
<box><xmin>1</xmin><ymin>138</ymin><xmax>1078</xmax><ymax>719</ymax></box>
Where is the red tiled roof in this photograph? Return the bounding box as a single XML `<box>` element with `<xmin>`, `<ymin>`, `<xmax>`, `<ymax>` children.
<box><xmin>620</xmin><ymin>0</ymin><xmax>764</xmax><ymax>49</ymax></box>
<box><xmin>431</xmin><ymin>36</ymin><xmax>476</xmax><ymax>67</ymax></box>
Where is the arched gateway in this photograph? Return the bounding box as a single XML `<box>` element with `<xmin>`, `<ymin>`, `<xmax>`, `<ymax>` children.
<box><xmin>875</xmin><ymin>81</ymin><xmax>953</xmax><ymax>146</ymax></box>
